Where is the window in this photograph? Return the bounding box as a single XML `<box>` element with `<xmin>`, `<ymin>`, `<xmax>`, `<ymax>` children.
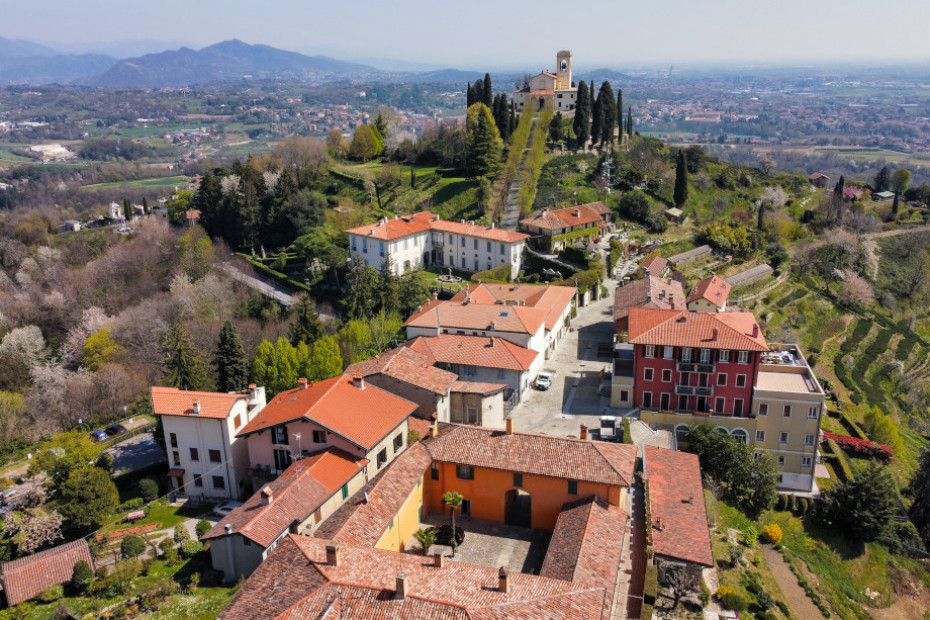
<box><xmin>731</xmin><ymin>429</ymin><xmax>748</xmax><ymax>444</ymax></box>
<box><xmin>715</xmin><ymin>397</ymin><xmax>725</xmax><ymax>412</ymax></box>
<box><xmin>661</xmin><ymin>369</ymin><xmax>672</xmax><ymax>382</ymax></box>
<box><xmin>194</xmin><ymin>474</ymin><xmax>203</xmax><ymax>487</ymax></box>
<box><xmin>169</xmin><ymin>433</ymin><xmax>178</xmax><ymax>448</ymax></box>
<box><xmin>341</xmin><ymin>484</ymin><xmax>349</xmax><ymax>500</ymax></box>
<box><xmin>734</xmin><ymin>399</ymin><xmax>744</xmax><ymax>416</ymax></box>
<box><xmin>351</xmin><ymin>238</ymin><xmax>357</xmax><ymax>251</ymax></box>
<box><xmin>209</xmin><ymin>449</ymin><xmax>221</xmax><ymax>463</ymax></box>
<box><xmin>808</xmin><ymin>406</ymin><xmax>819</xmax><ymax>419</ymax></box>
<box><xmin>620</xmin><ymin>390</ymin><xmax>629</xmax><ymax>402</ymax></box>
<box><xmin>663</xmin><ymin>346</ymin><xmax>674</xmax><ymax>359</ymax></box>
<box><xmin>487</xmin><ymin>241</ymin><xmax>492</xmax><ymax>252</ymax></box>
<box><xmin>660</xmin><ymin>393</ymin><xmax>670</xmax><ymax>410</ymax></box>
<box><xmin>500</xmin><ymin>243</ymin><xmax>505</xmax><ymax>255</ymax></box>
<box><xmin>642</xmin><ymin>392</ymin><xmax>653</xmax><ymax>408</ymax></box>
<box><xmin>756</xmin><ymin>430</ymin><xmax>766</xmax><ymax>442</ymax></box>
<box><xmin>243</xmin><ymin>538</ymin><xmax>251</xmax><ymax>546</ymax></box>
<box><xmin>272</xmin><ymin>425</ymin><xmax>289</xmax><ymax>445</ymax></box>
<box><xmin>678</xmin><ymin>395</ymin><xmax>688</xmax><ymax>410</ymax></box>
<box><xmin>758</xmin><ymin>403</ymin><xmax>768</xmax><ymax>416</ymax></box>
<box><xmin>465</xmin><ymin>407</ymin><xmax>478</xmax><ymax>424</ymax></box>
<box><xmin>802</xmin><ymin>456</ymin><xmax>812</xmax><ymax>468</ymax></box>
<box><xmin>393</xmin><ymin>433</ymin><xmax>404</xmax><ymax>453</ymax></box>
<box><xmin>379</xmin><ymin>241</ymin><xmax>385</xmax><ymax>257</ymax></box>
<box><xmin>473</xmin><ymin>239</ymin><xmax>478</xmax><ymax>250</ymax></box>
<box><xmin>783</xmin><ymin>405</ymin><xmax>792</xmax><ymax>418</ymax></box>
<box><xmin>719</xmin><ymin>349</ymin><xmax>730</xmax><ymax>363</ymax></box>
<box><xmin>377</xmin><ymin>448</ymin><xmax>388</xmax><ymax>469</ymax></box>
<box><xmin>700</xmin><ymin>348</ymin><xmax>711</xmax><ymax>363</ymax></box>
<box><xmin>312</xmin><ymin>430</ymin><xmax>327</xmax><ymax>443</ymax></box>
<box><xmin>644</xmin><ymin>368</ymin><xmax>654</xmax><ymax>381</ymax></box>
<box><xmin>777</xmin><ymin>456</ymin><xmax>786</xmax><ymax>466</ymax></box>
<box><xmin>736</xmin><ymin>374</ymin><xmax>746</xmax><ymax>388</ymax></box>
<box><xmin>717</xmin><ymin>373</ymin><xmax>727</xmax><ymax>386</ymax></box>
<box><xmin>431</xmin><ymin>463</ymin><xmax>439</xmax><ymax>480</ymax></box>
<box><xmin>189</xmin><ymin>448</ymin><xmax>199</xmax><ymax>462</ymax></box>
<box><xmin>737</xmin><ymin>351</ymin><xmax>749</xmax><ymax>364</ymax></box>
<box><xmin>362</xmin><ymin>238</ymin><xmax>367</xmax><ymax>252</ymax></box>
<box><xmin>681</xmin><ymin>348</ymin><xmax>692</xmax><ymax>362</ymax></box>
<box><xmin>804</xmin><ymin>433</ymin><xmax>815</xmax><ymax>446</ymax></box>
<box><xmin>212</xmin><ymin>476</ymin><xmax>225</xmax><ymax>490</ymax></box>
<box><xmin>513</xmin><ymin>473</ymin><xmax>523</xmax><ymax>488</ymax></box>
<box><xmin>273</xmin><ymin>448</ymin><xmax>291</xmax><ymax>471</ymax></box>
<box><xmin>675</xmin><ymin>425</ymin><xmax>689</xmax><ymax>441</ymax></box>
<box><xmin>172</xmin><ymin>451</ymin><xmax>180</xmax><ymax>466</ymax></box>
<box><xmin>456</xmin><ymin>465</ymin><xmax>474</xmax><ymax>480</ymax></box>
<box><xmin>497</xmin><ymin>368</ymin><xmax>505</xmax><ymax>380</ymax></box>
<box><xmin>233</xmin><ymin>415</ymin><xmax>241</xmax><ymax>429</ymax></box>
<box><xmin>645</xmin><ymin>345</ymin><xmax>655</xmax><ymax>358</ymax></box>
<box><xmin>780</xmin><ymin>431</ymin><xmax>789</xmax><ymax>444</ymax></box>
<box><xmin>567</xmin><ymin>480</ymin><xmax>578</xmax><ymax>495</ymax></box>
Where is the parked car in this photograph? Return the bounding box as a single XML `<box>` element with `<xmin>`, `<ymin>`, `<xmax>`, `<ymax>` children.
<box><xmin>105</xmin><ymin>423</ymin><xmax>127</xmax><ymax>436</ymax></box>
<box><xmin>534</xmin><ymin>372</ymin><xmax>553</xmax><ymax>390</ymax></box>
<box><xmin>213</xmin><ymin>501</ymin><xmax>243</xmax><ymax>517</ymax></box>
<box><xmin>428</xmin><ymin>524</ymin><xmax>465</xmax><ymax>546</ymax></box>
<box><xmin>89</xmin><ymin>430</ymin><xmax>109</xmax><ymax>442</ymax></box>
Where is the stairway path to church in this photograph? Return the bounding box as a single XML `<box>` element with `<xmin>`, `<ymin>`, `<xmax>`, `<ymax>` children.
<box><xmin>500</xmin><ymin>116</ymin><xmax>538</xmax><ymax>231</ymax></box>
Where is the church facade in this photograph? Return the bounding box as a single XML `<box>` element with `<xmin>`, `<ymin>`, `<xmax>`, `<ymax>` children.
<box><xmin>512</xmin><ymin>50</ymin><xmax>578</xmax><ymax>115</ymax></box>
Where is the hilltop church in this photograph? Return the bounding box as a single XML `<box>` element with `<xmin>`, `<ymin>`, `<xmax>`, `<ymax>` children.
<box><xmin>512</xmin><ymin>50</ymin><xmax>578</xmax><ymax>115</ymax></box>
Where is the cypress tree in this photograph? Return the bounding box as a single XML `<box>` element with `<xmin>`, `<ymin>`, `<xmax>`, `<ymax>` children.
<box><xmin>482</xmin><ymin>73</ymin><xmax>493</xmax><ymax>108</ymax></box>
<box><xmin>466</xmin><ymin>82</ymin><xmax>473</xmax><ymax>108</ymax></box>
<box><xmin>893</xmin><ymin>191</ymin><xmax>900</xmax><ymax>215</ymax></box>
<box><xmin>573</xmin><ymin>81</ymin><xmax>590</xmax><ymax>150</ymax></box>
<box><xmin>214</xmin><ymin>321</ymin><xmax>249</xmax><ymax>392</ymax></box>
<box><xmin>674</xmin><ymin>150</ymin><xmax>689</xmax><ymax>208</ymax></box>
<box><xmin>598</xmin><ymin>81</ymin><xmax>616</xmax><ymax>147</ymax></box>
<box><xmin>616</xmin><ymin>89</ymin><xmax>623</xmax><ymax>143</ymax></box>
<box><xmin>590</xmin><ymin>86</ymin><xmax>602</xmax><ymax>147</ymax></box>
<box><xmin>288</xmin><ymin>294</ymin><xmax>324</xmax><ymax>346</ymax></box>
<box><xmin>499</xmin><ymin>96</ymin><xmax>511</xmax><ymax>141</ymax></box>
<box><xmin>833</xmin><ymin>175</ymin><xmax>846</xmax><ymax>200</ymax></box>
<box><xmin>626</xmin><ymin>106</ymin><xmax>633</xmax><ymax>139</ymax></box>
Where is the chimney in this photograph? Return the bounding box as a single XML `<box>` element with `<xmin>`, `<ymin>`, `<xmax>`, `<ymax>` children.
<box><xmin>433</xmin><ymin>552</ymin><xmax>444</xmax><ymax>568</ymax></box>
<box><xmin>433</xmin><ymin>291</ymin><xmax>439</xmax><ymax>300</ymax></box>
<box><xmin>396</xmin><ymin>572</ymin><xmax>407</xmax><ymax>600</ymax></box>
<box><xmin>542</xmin><ymin>207</ymin><xmax>548</xmax><ymax>217</ymax></box>
<box><xmin>260</xmin><ymin>486</ymin><xmax>273</xmax><ymax>506</ymax></box>
<box><xmin>325</xmin><ymin>540</ymin><xmax>340</xmax><ymax>565</ymax></box>
<box><xmin>192</xmin><ymin>401</ymin><xmax>201</xmax><ymax>415</ymax></box>
<box><xmin>574</xmin><ymin>208</ymin><xmax>581</xmax><ymax>217</ymax></box>
<box><xmin>248</xmin><ymin>383</ymin><xmax>256</xmax><ymax>391</ymax></box>
<box><xmin>353</xmin><ymin>375</ymin><xmax>365</xmax><ymax>390</ymax></box>
<box><xmin>490</xmin><ymin>222</ymin><xmax>495</xmax><ymax>229</ymax></box>
<box><xmin>298</xmin><ymin>378</ymin><xmax>308</xmax><ymax>390</ymax></box>
<box><xmin>498</xmin><ymin>567</ymin><xmax>510</xmax><ymax>593</ymax></box>
<box><xmin>224</xmin><ymin>523</ymin><xmax>232</xmax><ymax>534</ymax></box>
<box><xmin>430</xmin><ymin>423</ymin><xmax>439</xmax><ymax>438</ymax></box>
<box><xmin>505</xmin><ymin>418</ymin><xmax>514</xmax><ymax>435</ymax></box>
<box><xmin>488</xmin><ymin>337</ymin><xmax>495</xmax><ymax>347</ymax></box>
<box><xmin>752</xmin><ymin>324</ymin><xmax>759</xmax><ymax>338</ymax></box>
<box><xmin>670</xmin><ymin>299</ymin><xmax>675</xmax><ymax>310</ymax></box>
<box><xmin>712</xmin><ymin>327</ymin><xmax>718</xmax><ymax>341</ymax></box>
<box><xmin>580</xmin><ymin>424</ymin><xmax>589</xmax><ymax>440</ymax></box>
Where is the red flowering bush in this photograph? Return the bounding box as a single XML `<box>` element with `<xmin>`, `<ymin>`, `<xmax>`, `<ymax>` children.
<box><xmin>823</xmin><ymin>432</ymin><xmax>893</xmax><ymax>462</ymax></box>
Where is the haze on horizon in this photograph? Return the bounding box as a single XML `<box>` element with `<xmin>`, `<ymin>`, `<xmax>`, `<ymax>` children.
<box><xmin>9</xmin><ymin>0</ymin><xmax>930</xmax><ymax>70</ymax></box>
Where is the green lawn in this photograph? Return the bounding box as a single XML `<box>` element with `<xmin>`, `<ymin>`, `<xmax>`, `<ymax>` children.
<box><xmin>81</xmin><ymin>176</ymin><xmax>193</xmax><ymax>192</ymax></box>
<box><xmin>99</xmin><ymin>500</ymin><xmax>214</xmax><ymax>537</ymax></box>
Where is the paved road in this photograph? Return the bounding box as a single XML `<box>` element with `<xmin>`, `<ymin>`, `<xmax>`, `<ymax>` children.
<box><xmin>501</xmin><ymin>116</ymin><xmax>537</xmax><ymax>231</ymax></box>
<box><xmin>105</xmin><ymin>432</ymin><xmax>167</xmax><ymax>476</ymax></box>
<box><xmin>218</xmin><ymin>261</ymin><xmax>338</xmax><ymax>321</ymax></box>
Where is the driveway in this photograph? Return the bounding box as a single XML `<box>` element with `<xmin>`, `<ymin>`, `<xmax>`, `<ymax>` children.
<box><xmin>105</xmin><ymin>432</ymin><xmax>167</xmax><ymax>475</ymax></box>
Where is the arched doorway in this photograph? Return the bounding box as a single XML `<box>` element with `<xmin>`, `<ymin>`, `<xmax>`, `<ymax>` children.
<box><xmin>505</xmin><ymin>489</ymin><xmax>532</xmax><ymax>528</ymax></box>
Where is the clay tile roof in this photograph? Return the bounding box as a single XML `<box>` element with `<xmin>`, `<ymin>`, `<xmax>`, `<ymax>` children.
<box><xmin>151</xmin><ymin>386</ymin><xmax>246</xmax><ymax>419</ymax></box>
<box><xmin>1</xmin><ymin>539</ymin><xmax>94</xmax><ymax>606</ymax></box>
<box><xmin>345</xmin><ymin>211</ymin><xmax>528</xmax><ymax>243</ymax></box>
<box><xmin>643</xmin><ymin>446</ymin><xmax>713</xmax><ymax>566</ymax></box>
<box><xmin>345</xmin><ymin>347</ymin><xmax>457</xmax><ymax>395</ymax></box>
<box><xmin>428</xmin><ymin>219</ymin><xmax>529</xmax><ymax>243</ymax></box>
<box><xmin>627</xmin><ymin>307</ymin><xmax>768</xmax><ymax>351</ymax></box>
<box><xmin>530</xmin><ymin>89</ymin><xmax>555</xmax><ymax>95</ymax></box>
<box><xmin>403</xmin><ymin>300</ymin><xmax>547</xmax><ymax>337</ymax></box>
<box><xmin>687</xmin><ymin>274</ymin><xmax>732</xmax><ymax>308</ymax></box>
<box><xmin>613</xmin><ymin>276</ymin><xmax>686</xmax><ymax>324</ymax></box>
<box><xmin>424</xmin><ymin>425</ymin><xmax>636</xmax><ymax>486</ymax></box>
<box><xmin>519</xmin><ymin>202</ymin><xmax>608</xmax><ymax>232</ymax></box>
<box><xmin>203</xmin><ymin>449</ymin><xmax>366</xmax><ymax>546</ymax></box>
<box><xmin>237</xmin><ymin>375</ymin><xmax>417</xmax><ymax>450</ymax></box>
<box><xmin>313</xmin><ymin>443</ymin><xmax>432</xmax><ymax>547</ymax></box>
<box><xmin>450</xmin><ymin>381</ymin><xmax>508</xmax><ymax>395</ymax></box>
<box><xmin>405</xmin><ymin>335</ymin><xmax>539</xmax><ymax>371</ymax></box>
<box><xmin>639</xmin><ymin>256</ymin><xmax>669</xmax><ymax>277</ymax></box>
<box><xmin>451</xmin><ymin>283</ymin><xmax>576</xmax><ymax>331</ymax></box>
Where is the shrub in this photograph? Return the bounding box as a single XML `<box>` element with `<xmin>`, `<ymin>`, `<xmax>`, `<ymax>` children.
<box><xmin>761</xmin><ymin>523</ymin><xmax>783</xmax><ymax>544</ymax></box>
<box><xmin>699</xmin><ymin>577</ymin><xmax>711</xmax><ymax>606</ymax></box>
<box><xmin>120</xmin><ymin>534</ymin><xmax>147</xmax><ymax>559</ymax></box>
<box><xmin>71</xmin><ymin>559</ymin><xmax>94</xmax><ymax>592</ymax></box>
<box><xmin>775</xmin><ymin>600</ymin><xmax>791</xmax><ymax>617</ymax></box>
<box><xmin>106</xmin><ymin>558</ymin><xmax>142</xmax><ymax>595</ymax></box>
<box><xmin>824</xmin><ymin>431</ymin><xmax>893</xmax><ymax>461</ymax></box>
<box><xmin>159</xmin><ymin>538</ymin><xmax>179</xmax><ymax>566</ymax></box>
<box><xmin>195</xmin><ymin>519</ymin><xmax>212</xmax><ymax>538</ymax></box>
<box><xmin>787</xmin><ymin>494</ymin><xmax>797</xmax><ymax>513</ymax></box>
<box><xmin>138</xmin><ymin>577</ymin><xmax>175</xmax><ymax>611</ymax></box>
<box><xmin>743</xmin><ymin>526</ymin><xmax>758</xmax><ymax>547</ymax></box>
<box><xmin>173</xmin><ymin>524</ymin><xmax>191</xmax><ymax>545</ymax></box>
<box><xmin>37</xmin><ymin>583</ymin><xmax>64</xmax><ymax>603</ymax></box>
<box><xmin>798</xmin><ymin>497</ymin><xmax>810</xmax><ymax>515</ymax></box>
<box><xmin>715</xmin><ymin>585</ymin><xmax>734</xmax><ymax>599</ymax></box>
<box><xmin>118</xmin><ymin>497</ymin><xmax>145</xmax><ymax>513</ymax></box>
<box><xmin>755</xmin><ymin>590</ymin><xmax>774</xmax><ymax>611</ymax></box>
<box><xmin>728</xmin><ymin>544</ymin><xmax>743</xmax><ymax>566</ymax></box>
<box><xmin>139</xmin><ymin>478</ymin><xmax>159</xmax><ymax>502</ymax></box>
<box><xmin>775</xmin><ymin>494</ymin><xmax>787</xmax><ymax>510</ymax></box>
<box><xmin>180</xmin><ymin>539</ymin><xmax>203</xmax><ymax>558</ymax></box>
<box><xmin>719</xmin><ymin>589</ymin><xmax>749</xmax><ymax>612</ymax></box>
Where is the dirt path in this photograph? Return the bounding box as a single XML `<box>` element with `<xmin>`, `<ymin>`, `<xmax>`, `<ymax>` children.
<box><xmin>761</xmin><ymin>545</ymin><xmax>825</xmax><ymax>620</ymax></box>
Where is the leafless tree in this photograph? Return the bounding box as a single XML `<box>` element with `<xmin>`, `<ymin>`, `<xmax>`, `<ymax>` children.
<box><xmin>662</xmin><ymin>564</ymin><xmax>700</xmax><ymax>609</ymax></box>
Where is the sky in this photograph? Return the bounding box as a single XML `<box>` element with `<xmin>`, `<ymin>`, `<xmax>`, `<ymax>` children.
<box><xmin>9</xmin><ymin>0</ymin><xmax>930</xmax><ymax>69</ymax></box>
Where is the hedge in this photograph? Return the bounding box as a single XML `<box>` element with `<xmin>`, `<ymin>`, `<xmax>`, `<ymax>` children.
<box><xmin>470</xmin><ymin>264</ymin><xmax>511</xmax><ymax>283</ymax></box>
<box><xmin>238</xmin><ymin>255</ymin><xmax>310</xmax><ymax>293</ymax></box>
<box><xmin>643</xmin><ymin>565</ymin><xmax>658</xmax><ymax>605</ymax></box>
<box><xmin>639</xmin><ymin>603</ymin><xmax>654</xmax><ymax>620</ymax></box>
<box><xmin>824</xmin><ymin>438</ymin><xmax>855</xmax><ymax>481</ymax></box>
<box><xmin>824</xmin><ymin>431</ymin><xmax>893</xmax><ymax>461</ymax></box>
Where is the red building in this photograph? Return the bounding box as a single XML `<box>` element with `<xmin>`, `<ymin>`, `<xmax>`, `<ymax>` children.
<box><xmin>627</xmin><ymin>308</ymin><xmax>768</xmax><ymax>416</ymax></box>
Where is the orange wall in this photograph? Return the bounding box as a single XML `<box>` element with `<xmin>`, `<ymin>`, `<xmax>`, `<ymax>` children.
<box><xmin>424</xmin><ymin>462</ymin><xmax>622</xmax><ymax>530</ymax></box>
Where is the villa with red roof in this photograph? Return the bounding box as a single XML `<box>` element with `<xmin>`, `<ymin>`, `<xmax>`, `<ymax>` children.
<box><xmin>151</xmin><ymin>384</ymin><xmax>267</xmax><ymax>501</ymax></box>
<box><xmin>519</xmin><ymin>202</ymin><xmax>611</xmax><ymax>249</ymax></box>
<box><xmin>345</xmin><ymin>210</ymin><xmax>528</xmax><ymax>279</ymax></box>
<box><xmin>686</xmin><ymin>273</ymin><xmax>731</xmax><ymax>312</ymax></box>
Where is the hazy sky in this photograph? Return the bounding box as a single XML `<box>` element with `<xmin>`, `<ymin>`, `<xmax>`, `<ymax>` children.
<box><xmin>9</xmin><ymin>0</ymin><xmax>930</xmax><ymax>68</ymax></box>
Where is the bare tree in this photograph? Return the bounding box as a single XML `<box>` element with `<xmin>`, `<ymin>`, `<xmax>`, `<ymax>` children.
<box><xmin>662</xmin><ymin>564</ymin><xmax>700</xmax><ymax>609</ymax></box>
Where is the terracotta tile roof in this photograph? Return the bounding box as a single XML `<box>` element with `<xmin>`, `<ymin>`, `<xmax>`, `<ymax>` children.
<box><xmin>541</xmin><ymin>496</ymin><xmax>627</xmax><ymax>606</ymax></box>
<box><xmin>203</xmin><ymin>449</ymin><xmax>366</xmax><ymax>546</ymax></box>
<box><xmin>452</xmin><ymin>283</ymin><xmax>576</xmax><ymax>331</ymax></box>
<box><xmin>313</xmin><ymin>443</ymin><xmax>432</xmax><ymax>547</ymax></box>
<box><xmin>151</xmin><ymin>386</ymin><xmax>246</xmax><ymax>419</ymax></box>
<box><xmin>404</xmin><ymin>300</ymin><xmax>547</xmax><ymax>337</ymax></box>
<box><xmin>237</xmin><ymin>375</ymin><xmax>417</xmax><ymax>450</ymax></box>
<box><xmin>424</xmin><ymin>425</ymin><xmax>636</xmax><ymax>487</ymax></box>
<box><xmin>406</xmin><ymin>335</ymin><xmax>539</xmax><ymax>372</ymax></box>
<box><xmin>643</xmin><ymin>446</ymin><xmax>714</xmax><ymax>566</ymax></box>
<box><xmin>345</xmin><ymin>211</ymin><xmax>528</xmax><ymax>243</ymax></box>
<box><xmin>406</xmin><ymin>415</ymin><xmax>433</xmax><ymax>440</ymax></box>
<box><xmin>639</xmin><ymin>256</ymin><xmax>669</xmax><ymax>277</ymax></box>
<box><xmin>687</xmin><ymin>274</ymin><xmax>732</xmax><ymax>308</ymax></box>
<box><xmin>345</xmin><ymin>347</ymin><xmax>457</xmax><ymax>395</ymax></box>
<box><xmin>451</xmin><ymin>381</ymin><xmax>508</xmax><ymax>395</ymax></box>
<box><xmin>519</xmin><ymin>202</ymin><xmax>609</xmax><ymax>232</ymax></box>
<box><xmin>808</xmin><ymin>172</ymin><xmax>830</xmax><ymax>180</ymax></box>
<box><xmin>1</xmin><ymin>539</ymin><xmax>94</xmax><ymax>606</ymax></box>
<box><xmin>530</xmin><ymin>89</ymin><xmax>555</xmax><ymax>95</ymax></box>
<box><xmin>628</xmin><ymin>307</ymin><xmax>768</xmax><ymax>351</ymax></box>
<box><xmin>613</xmin><ymin>276</ymin><xmax>686</xmax><ymax>325</ymax></box>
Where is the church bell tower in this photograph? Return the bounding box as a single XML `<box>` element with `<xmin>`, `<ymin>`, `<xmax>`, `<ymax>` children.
<box><xmin>556</xmin><ymin>50</ymin><xmax>572</xmax><ymax>91</ymax></box>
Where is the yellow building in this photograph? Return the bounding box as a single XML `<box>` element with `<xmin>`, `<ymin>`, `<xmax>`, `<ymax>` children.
<box><xmin>513</xmin><ymin>50</ymin><xmax>578</xmax><ymax>115</ymax></box>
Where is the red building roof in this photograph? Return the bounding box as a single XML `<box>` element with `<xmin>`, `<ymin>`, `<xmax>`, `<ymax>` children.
<box><xmin>628</xmin><ymin>307</ymin><xmax>768</xmax><ymax>351</ymax></box>
<box><xmin>687</xmin><ymin>274</ymin><xmax>732</xmax><ymax>309</ymax></box>
<box><xmin>639</xmin><ymin>256</ymin><xmax>669</xmax><ymax>277</ymax></box>
<box><xmin>1</xmin><ymin>539</ymin><xmax>94</xmax><ymax>606</ymax></box>
<box><xmin>345</xmin><ymin>346</ymin><xmax>457</xmax><ymax>395</ymax></box>
<box><xmin>613</xmin><ymin>276</ymin><xmax>686</xmax><ymax>326</ymax></box>
<box><xmin>151</xmin><ymin>387</ymin><xmax>247</xmax><ymax>419</ymax></box>
<box><xmin>450</xmin><ymin>381</ymin><xmax>508</xmax><ymax>395</ymax></box>
<box><xmin>643</xmin><ymin>446</ymin><xmax>714</xmax><ymax>566</ymax></box>
<box><xmin>519</xmin><ymin>202</ymin><xmax>609</xmax><ymax>232</ymax></box>
<box><xmin>451</xmin><ymin>283</ymin><xmax>576</xmax><ymax>332</ymax></box>
<box><xmin>404</xmin><ymin>299</ymin><xmax>547</xmax><ymax>337</ymax></box>
<box><xmin>345</xmin><ymin>211</ymin><xmax>527</xmax><ymax>243</ymax></box>
<box><xmin>406</xmin><ymin>335</ymin><xmax>539</xmax><ymax>371</ymax></box>
<box><xmin>237</xmin><ymin>375</ymin><xmax>416</xmax><ymax>450</ymax></box>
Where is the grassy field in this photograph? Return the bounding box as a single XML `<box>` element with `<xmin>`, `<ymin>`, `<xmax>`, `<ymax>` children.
<box><xmin>81</xmin><ymin>176</ymin><xmax>193</xmax><ymax>192</ymax></box>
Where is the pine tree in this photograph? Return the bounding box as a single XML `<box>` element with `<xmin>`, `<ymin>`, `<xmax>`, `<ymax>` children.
<box><xmin>616</xmin><ymin>89</ymin><xmax>623</xmax><ymax>143</ymax></box>
<box><xmin>288</xmin><ymin>294</ymin><xmax>324</xmax><ymax>346</ymax></box>
<box><xmin>379</xmin><ymin>255</ymin><xmax>400</xmax><ymax>311</ymax></box>
<box><xmin>214</xmin><ymin>321</ymin><xmax>249</xmax><ymax>393</ymax></box>
<box><xmin>573</xmin><ymin>81</ymin><xmax>590</xmax><ymax>150</ymax></box>
<box><xmin>482</xmin><ymin>73</ymin><xmax>493</xmax><ymax>108</ymax></box>
<box><xmin>161</xmin><ymin>323</ymin><xmax>209</xmax><ymax>391</ymax></box>
<box><xmin>874</xmin><ymin>166</ymin><xmax>891</xmax><ymax>193</ymax></box>
<box><xmin>345</xmin><ymin>258</ymin><xmax>381</xmax><ymax>320</ymax></box>
<box><xmin>597</xmin><ymin>81</ymin><xmax>616</xmax><ymax>147</ymax></box>
<box><xmin>626</xmin><ymin>106</ymin><xmax>633</xmax><ymax>139</ymax></box>
<box><xmin>465</xmin><ymin>103</ymin><xmax>503</xmax><ymax>179</ymax></box>
<box><xmin>674</xmin><ymin>150</ymin><xmax>689</xmax><ymax>208</ymax></box>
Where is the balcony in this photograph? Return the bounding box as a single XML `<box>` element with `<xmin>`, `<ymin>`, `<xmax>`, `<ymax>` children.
<box><xmin>675</xmin><ymin>384</ymin><xmax>714</xmax><ymax>396</ymax></box>
<box><xmin>677</xmin><ymin>361</ymin><xmax>715</xmax><ymax>374</ymax></box>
